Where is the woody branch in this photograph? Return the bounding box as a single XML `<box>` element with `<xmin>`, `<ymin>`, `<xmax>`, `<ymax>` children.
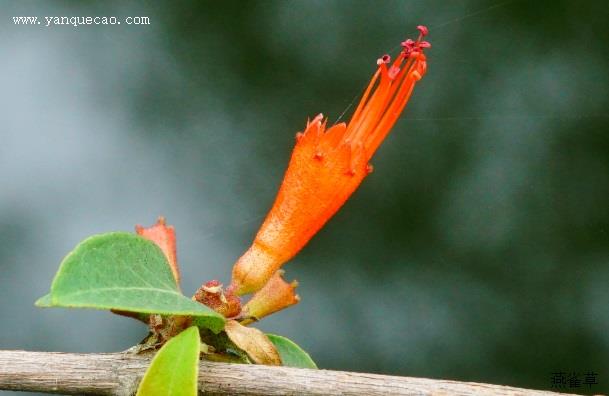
<box><xmin>0</xmin><ymin>350</ymin><xmax>577</xmax><ymax>396</ymax></box>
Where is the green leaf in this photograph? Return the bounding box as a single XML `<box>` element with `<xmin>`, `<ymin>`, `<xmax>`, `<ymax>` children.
<box><xmin>36</xmin><ymin>232</ymin><xmax>224</xmax><ymax>333</ymax></box>
<box><xmin>136</xmin><ymin>326</ymin><xmax>200</xmax><ymax>396</ymax></box>
<box><xmin>34</xmin><ymin>294</ymin><xmax>52</xmax><ymax>307</ymax></box>
<box><xmin>266</xmin><ymin>334</ymin><xmax>317</xmax><ymax>369</ymax></box>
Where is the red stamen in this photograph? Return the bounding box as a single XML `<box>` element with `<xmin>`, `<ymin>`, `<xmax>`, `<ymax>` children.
<box><xmin>401</xmin><ymin>39</ymin><xmax>415</xmax><ymax>48</ymax></box>
<box><xmin>376</xmin><ymin>54</ymin><xmax>391</xmax><ymax>65</ymax></box>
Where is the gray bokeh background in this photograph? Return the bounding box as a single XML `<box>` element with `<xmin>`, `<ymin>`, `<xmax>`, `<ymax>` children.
<box><xmin>2</xmin><ymin>0</ymin><xmax>608</xmax><ymax>394</ymax></box>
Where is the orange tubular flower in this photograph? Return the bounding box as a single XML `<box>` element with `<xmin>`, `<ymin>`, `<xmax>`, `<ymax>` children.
<box><xmin>230</xmin><ymin>27</ymin><xmax>430</xmax><ymax>295</ymax></box>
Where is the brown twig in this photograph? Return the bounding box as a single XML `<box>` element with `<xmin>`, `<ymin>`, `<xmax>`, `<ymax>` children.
<box><xmin>0</xmin><ymin>350</ymin><xmax>577</xmax><ymax>396</ymax></box>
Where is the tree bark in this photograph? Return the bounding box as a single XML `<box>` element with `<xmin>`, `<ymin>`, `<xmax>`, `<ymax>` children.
<box><xmin>0</xmin><ymin>350</ymin><xmax>576</xmax><ymax>396</ymax></box>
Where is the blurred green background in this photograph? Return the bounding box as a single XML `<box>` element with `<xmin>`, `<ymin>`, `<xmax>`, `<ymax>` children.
<box><xmin>1</xmin><ymin>0</ymin><xmax>608</xmax><ymax>394</ymax></box>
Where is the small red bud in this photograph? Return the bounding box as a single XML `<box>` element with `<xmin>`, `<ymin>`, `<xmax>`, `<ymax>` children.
<box><xmin>194</xmin><ymin>280</ymin><xmax>241</xmax><ymax>318</ymax></box>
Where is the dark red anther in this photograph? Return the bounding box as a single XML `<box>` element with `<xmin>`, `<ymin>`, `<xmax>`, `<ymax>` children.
<box><xmin>401</xmin><ymin>39</ymin><xmax>415</xmax><ymax>48</ymax></box>
<box><xmin>377</xmin><ymin>54</ymin><xmax>391</xmax><ymax>65</ymax></box>
<box><xmin>419</xmin><ymin>41</ymin><xmax>431</xmax><ymax>49</ymax></box>
<box><xmin>417</xmin><ymin>25</ymin><xmax>429</xmax><ymax>36</ymax></box>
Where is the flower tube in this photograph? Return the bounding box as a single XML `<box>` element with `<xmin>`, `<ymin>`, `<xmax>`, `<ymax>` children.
<box><xmin>230</xmin><ymin>27</ymin><xmax>430</xmax><ymax>295</ymax></box>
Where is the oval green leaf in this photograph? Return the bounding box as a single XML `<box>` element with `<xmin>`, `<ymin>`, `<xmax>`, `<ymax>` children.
<box><xmin>266</xmin><ymin>334</ymin><xmax>317</xmax><ymax>369</ymax></box>
<box><xmin>136</xmin><ymin>326</ymin><xmax>200</xmax><ymax>396</ymax></box>
<box><xmin>36</xmin><ymin>232</ymin><xmax>224</xmax><ymax>333</ymax></box>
